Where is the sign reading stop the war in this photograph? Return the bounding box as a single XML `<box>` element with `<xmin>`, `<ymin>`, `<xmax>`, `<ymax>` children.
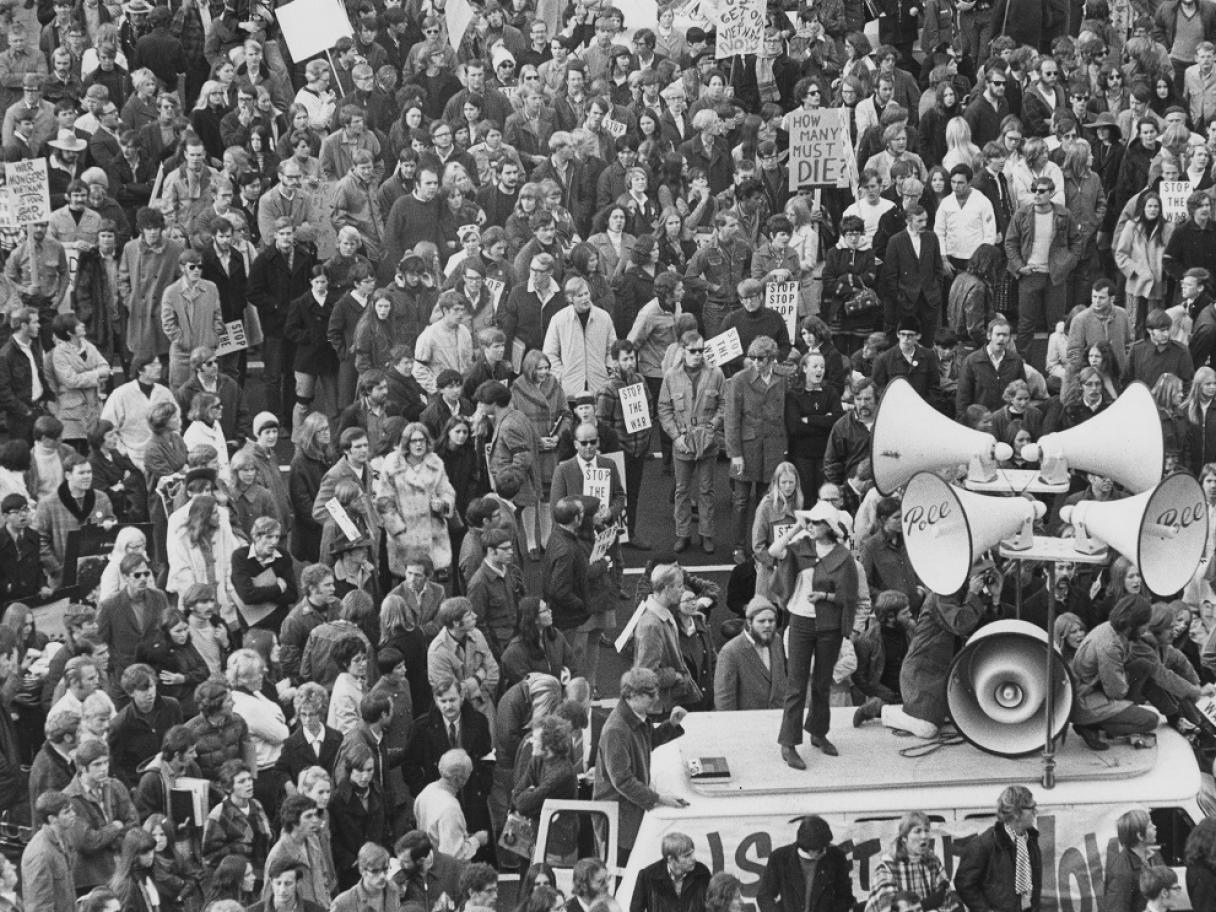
<box><xmin>788</xmin><ymin>108</ymin><xmax>852</xmax><ymax>191</ymax></box>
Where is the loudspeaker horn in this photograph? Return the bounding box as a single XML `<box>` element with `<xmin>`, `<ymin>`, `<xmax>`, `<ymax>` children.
<box><xmin>947</xmin><ymin>619</ymin><xmax>1074</xmax><ymax>757</ymax></box>
<box><xmin>1021</xmin><ymin>382</ymin><xmax>1163</xmax><ymax>493</ymax></box>
<box><xmin>1058</xmin><ymin>473</ymin><xmax>1209</xmax><ymax>596</ymax></box>
<box><xmin>902</xmin><ymin>472</ymin><xmax>1046</xmax><ymax>596</ymax></box>
<box><xmin>872</xmin><ymin>378</ymin><xmax>1013</xmax><ymax>495</ymax></box>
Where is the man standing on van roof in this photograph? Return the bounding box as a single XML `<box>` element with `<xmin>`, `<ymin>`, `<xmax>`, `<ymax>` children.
<box><xmin>630</xmin><ymin>832</ymin><xmax>711</xmax><ymax>912</ymax></box>
<box><xmin>593</xmin><ymin>667</ymin><xmax>688</xmax><ymax>866</ymax></box>
<box><xmin>953</xmin><ymin>786</ymin><xmax>1042</xmax><ymax>912</ymax></box>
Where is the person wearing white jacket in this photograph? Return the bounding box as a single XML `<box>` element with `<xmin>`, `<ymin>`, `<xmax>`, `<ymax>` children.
<box><xmin>226</xmin><ymin>647</ymin><xmax>291</xmax><ymax>812</ymax></box>
<box><xmin>165</xmin><ymin>473</ymin><xmax>239</xmax><ymax>627</ymax></box>
<box><xmin>543</xmin><ymin>276</ymin><xmax>617</xmax><ymax>397</ymax></box>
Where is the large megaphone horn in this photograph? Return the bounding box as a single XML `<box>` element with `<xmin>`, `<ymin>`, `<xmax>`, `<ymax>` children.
<box><xmin>947</xmin><ymin>620</ymin><xmax>1074</xmax><ymax>757</ymax></box>
<box><xmin>872</xmin><ymin>378</ymin><xmax>1012</xmax><ymax>495</ymax></box>
<box><xmin>1022</xmin><ymin>382</ymin><xmax>1163</xmax><ymax>493</ymax></box>
<box><xmin>902</xmin><ymin>472</ymin><xmax>1045</xmax><ymax>596</ymax></box>
<box><xmin>1059</xmin><ymin>473</ymin><xmax>1209</xmax><ymax>596</ymax></box>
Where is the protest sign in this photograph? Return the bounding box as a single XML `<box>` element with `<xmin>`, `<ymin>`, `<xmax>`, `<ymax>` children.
<box><xmin>619</xmin><ymin>382</ymin><xmax>651</xmax><ymax>434</ymax></box>
<box><xmin>1160</xmin><ymin>181</ymin><xmax>1190</xmax><ymax>223</ymax></box>
<box><xmin>275</xmin><ymin>0</ymin><xmax>353</xmax><ymax>60</ymax></box>
<box><xmin>5</xmin><ymin>159</ymin><xmax>50</xmax><ymax>225</ymax></box>
<box><xmin>586</xmin><ymin>467</ymin><xmax>612</xmax><ymax>507</ymax></box>
<box><xmin>714</xmin><ymin>0</ymin><xmax>764</xmax><ymax>57</ymax></box>
<box><xmin>788</xmin><ymin>108</ymin><xmax>852</xmax><ymax>190</ymax></box>
<box><xmin>604</xmin><ymin>118</ymin><xmax>627</xmax><ymax>138</ymax></box>
<box><xmin>704</xmin><ymin>327</ymin><xmax>743</xmax><ymax>367</ymax></box>
<box><xmin>589</xmin><ymin>525</ymin><xmax>617</xmax><ymax>565</ymax></box>
<box><xmin>325</xmin><ymin>498</ymin><xmax>362</xmax><ymax>542</ymax></box>
<box><xmin>766</xmin><ymin>281</ymin><xmax>799</xmax><ymax>340</ymax></box>
<box><xmin>486</xmin><ymin>277</ymin><xmax>506</xmax><ymax>311</ymax></box>
<box><xmin>215</xmin><ymin>320</ymin><xmax>249</xmax><ymax>357</ymax></box>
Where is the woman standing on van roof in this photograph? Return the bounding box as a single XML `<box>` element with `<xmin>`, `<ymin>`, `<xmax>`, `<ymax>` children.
<box><xmin>769</xmin><ymin>501</ymin><xmax>858</xmax><ymax>770</ymax></box>
<box><xmin>864</xmin><ymin>812</ymin><xmax>956</xmax><ymax>912</ymax></box>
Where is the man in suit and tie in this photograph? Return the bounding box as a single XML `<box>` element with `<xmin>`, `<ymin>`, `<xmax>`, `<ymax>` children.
<box><xmin>550</xmin><ymin>422</ymin><xmax>626</xmax><ymax>526</ymax></box>
<box><xmin>404</xmin><ymin>677</ymin><xmax>493</xmax><ymax>852</ymax></box>
<box><xmin>713</xmin><ymin>597</ymin><xmax>788</xmax><ymax>711</ymax></box>
<box><xmin>879</xmin><ymin>204</ymin><xmax>944</xmax><ymax>341</ymax></box>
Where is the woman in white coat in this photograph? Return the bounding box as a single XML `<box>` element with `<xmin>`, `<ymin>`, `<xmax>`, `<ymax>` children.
<box><xmin>375</xmin><ymin>422</ymin><xmax>457</xmax><ymax>578</ymax></box>
<box><xmin>166</xmin><ymin>492</ymin><xmax>239</xmax><ymax>627</ymax></box>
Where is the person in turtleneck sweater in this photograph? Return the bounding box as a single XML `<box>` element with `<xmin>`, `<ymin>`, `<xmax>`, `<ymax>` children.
<box><xmin>719</xmin><ymin>277</ymin><xmax>792</xmax><ymax>378</ymax></box>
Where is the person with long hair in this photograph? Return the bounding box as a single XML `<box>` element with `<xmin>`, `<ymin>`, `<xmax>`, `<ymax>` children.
<box><xmin>204</xmin><ymin>853</ymin><xmax>257</xmax><ymax>907</ymax></box>
<box><xmin>943</xmin><ymin>116</ymin><xmax>983</xmax><ymax>172</ymax></box>
<box><xmin>511</xmin><ymin>713</ymin><xmax>576</xmax><ymax>838</ymax></box>
<box><xmin>499</xmin><ymin>596</ymin><xmax>577</xmax><ymax>689</ymax></box>
<box><xmin>352</xmin><ymin>292</ymin><xmax>397</xmax><ymax>375</ymax></box>
<box><xmin>166</xmin><ymin>493</ymin><xmax>239</xmax><ymax>622</ymax></box>
<box><xmin>1151</xmin><ymin>373</ymin><xmax>1189</xmax><ymax>464</ymax></box>
<box><xmin>109</xmin><ymin>827</ymin><xmax>161</xmax><ymax>912</ymax></box>
<box><xmin>567</xmin><ymin>242</ymin><xmax>617</xmax><ymax>329</ymax></box>
<box><xmin>511</xmin><ymin>350</ymin><xmax>571</xmax><ymax>559</ymax></box>
<box><xmin>329</xmin><ymin>741</ymin><xmax>390</xmax><ymax>890</ymax></box>
<box><xmin>655</xmin><ymin>205</ymin><xmax>698</xmax><ymax>276</ymax></box>
<box><xmin>752</xmin><ymin>463</ymin><xmax>804</xmax><ymax>604</ymax></box>
<box><xmin>1058</xmin><ymin>365</ymin><xmax>1114</xmax><ymax>431</ymax></box>
<box><xmin>587</xmin><ymin>204</ymin><xmax>637</xmax><ymax>281</ymax></box>
<box><xmin>864</xmin><ymin>811</ymin><xmax>956</xmax><ymax>912</ymax></box>
<box><xmin>1116</xmin><ymin>190</ymin><xmax>1168</xmax><ymax>337</ymax></box>
<box><xmin>190</xmin><ymin>81</ymin><xmax>230</xmax><ymax>165</ymax></box>
<box><xmin>1061</xmin><ymin>138</ymin><xmax>1106</xmax><ymax>311</ymax></box>
<box><xmin>505</xmin><ymin>183</ymin><xmax>543</xmax><ymax>258</ymax></box>
<box><xmin>378</xmin><ymin>592</ymin><xmax>432</xmax><ymax>711</ymax></box>
<box><xmin>1186</xmin><ymin>815</ymin><xmax>1216</xmax><ymax>906</ymax></box>
<box><xmin>1054</xmin><ymin>612</ymin><xmax>1087</xmax><ymax>667</ymax></box>
<box><xmin>513</xmin><ymin>863</ymin><xmax>558</xmax><ymax>912</ymax></box>
<box><xmin>917</xmin><ymin>80</ymin><xmax>961</xmax><ymax>169</ymax></box>
<box><xmin>375</xmin><ymin>422</ymin><xmax>457</xmax><ymax>578</ymax></box>
<box><xmin>784</xmin><ymin>349</ymin><xmax>843</xmax><ymax>498</ymax></box>
<box><xmin>141</xmin><ymin>814</ymin><xmax>206</xmax><ymax>911</ymax></box>
<box><xmin>201</xmin><ymin>759</ymin><xmax>274</xmax><ymax>875</ymax></box>
<box><xmin>136</xmin><ymin>607</ymin><xmax>210</xmax><ymax>717</ymax></box>
<box><xmin>1185</xmin><ymin>367</ymin><xmax>1216</xmax><ymax>472</ymax></box>
<box><xmin>1104</xmin><ymin>809</ymin><xmax>1167</xmax><ymax>912</ymax></box>
<box><xmin>287</xmin><ymin>411</ymin><xmax>332</xmax><ymax>562</ymax></box>
<box><xmin>183</xmin><ymin>392</ymin><xmax>229</xmax><ymax>481</ymax></box>
<box><xmin>435</xmin><ymin>415</ymin><xmax>482</xmax><ymax>549</ymax></box>
<box><xmin>946</xmin><ymin>242</ymin><xmax>1002</xmax><ymax>353</ymax></box>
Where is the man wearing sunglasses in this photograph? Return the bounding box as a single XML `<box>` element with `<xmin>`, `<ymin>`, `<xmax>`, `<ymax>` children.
<box><xmin>1004</xmin><ymin>176</ymin><xmax>1083</xmax><ymax>357</ymax></box>
<box><xmin>963</xmin><ymin>60</ymin><xmax>1011</xmax><ymax>147</ymax></box>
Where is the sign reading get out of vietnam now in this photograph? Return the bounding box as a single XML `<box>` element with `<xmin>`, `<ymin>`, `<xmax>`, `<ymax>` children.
<box><xmin>714</xmin><ymin>0</ymin><xmax>765</xmax><ymax>58</ymax></box>
<box><xmin>788</xmin><ymin>108</ymin><xmax>852</xmax><ymax>191</ymax></box>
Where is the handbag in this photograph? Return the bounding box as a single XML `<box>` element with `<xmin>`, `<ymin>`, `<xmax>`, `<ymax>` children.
<box><xmin>498</xmin><ymin>811</ymin><xmax>535</xmax><ymax>860</ymax></box>
<box><xmin>842</xmin><ymin>287</ymin><xmax>880</xmax><ymax>316</ymax></box>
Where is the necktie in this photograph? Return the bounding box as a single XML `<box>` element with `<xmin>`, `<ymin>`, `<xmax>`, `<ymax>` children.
<box><xmin>449</xmin><ymin>721</ymin><xmax>458</xmax><ymax>747</ymax></box>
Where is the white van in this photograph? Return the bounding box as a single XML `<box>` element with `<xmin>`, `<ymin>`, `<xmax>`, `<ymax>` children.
<box><xmin>534</xmin><ymin>708</ymin><xmax>1204</xmax><ymax>912</ymax></box>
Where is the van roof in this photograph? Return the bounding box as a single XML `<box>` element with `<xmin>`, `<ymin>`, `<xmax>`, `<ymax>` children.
<box><xmin>650</xmin><ymin>709</ymin><xmax>1199</xmax><ymax>815</ymax></box>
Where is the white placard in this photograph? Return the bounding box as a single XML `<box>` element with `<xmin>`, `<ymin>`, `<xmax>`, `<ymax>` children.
<box><xmin>275</xmin><ymin>0</ymin><xmax>354</xmax><ymax>60</ymax></box>
<box><xmin>694</xmin><ymin>228</ymin><xmax>714</xmax><ymax>249</ymax></box>
<box><xmin>619</xmin><ymin>381</ymin><xmax>651</xmax><ymax>434</ymax></box>
<box><xmin>445</xmin><ymin>0</ymin><xmax>476</xmax><ymax>51</ymax></box>
<box><xmin>1160</xmin><ymin>180</ymin><xmax>1190</xmax><ymax>223</ymax></box>
<box><xmin>324</xmin><ymin>497</ymin><xmax>361</xmax><ymax>542</ymax></box>
<box><xmin>589</xmin><ymin>524</ymin><xmax>617</xmax><ymax>564</ymax></box>
<box><xmin>788</xmin><ymin>107</ymin><xmax>853</xmax><ymax>191</ymax></box>
<box><xmin>585</xmin><ymin>466</ymin><xmax>612</xmax><ymax>506</ymax></box>
<box><xmin>604</xmin><ymin>118</ymin><xmax>627</xmax><ymax>138</ymax></box>
<box><xmin>5</xmin><ymin>159</ymin><xmax>50</xmax><ymax>226</ymax></box>
<box><xmin>215</xmin><ymin>320</ymin><xmax>248</xmax><ymax>357</ymax></box>
<box><xmin>765</xmin><ymin>281</ymin><xmax>799</xmax><ymax>341</ymax></box>
<box><xmin>486</xmin><ymin>277</ymin><xmax>505</xmax><ymax>311</ymax></box>
<box><xmin>703</xmin><ymin>326</ymin><xmax>743</xmax><ymax>367</ymax></box>
<box><xmin>714</xmin><ymin>0</ymin><xmax>765</xmax><ymax>58</ymax></box>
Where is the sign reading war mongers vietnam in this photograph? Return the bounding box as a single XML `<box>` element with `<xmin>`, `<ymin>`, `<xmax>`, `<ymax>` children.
<box><xmin>788</xmin><ymin>108</ymin><xmax>852</xmax><ymax>191</ymax></box>
<box><xmin>5</xmin><ymin>159</ymin><xmax>50</xmax><ymax>226</ymax></box>
<box><xmin>714</xmin><ymin>0</ymin><xmax>765</xmax><ymax>58</ymax></box>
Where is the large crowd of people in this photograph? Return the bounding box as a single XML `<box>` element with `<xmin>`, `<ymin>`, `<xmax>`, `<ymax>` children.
<box><xmin>1</xmin><ymin>0</ymin><xmax>1216</xmax><ymax>908</ymax></box>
